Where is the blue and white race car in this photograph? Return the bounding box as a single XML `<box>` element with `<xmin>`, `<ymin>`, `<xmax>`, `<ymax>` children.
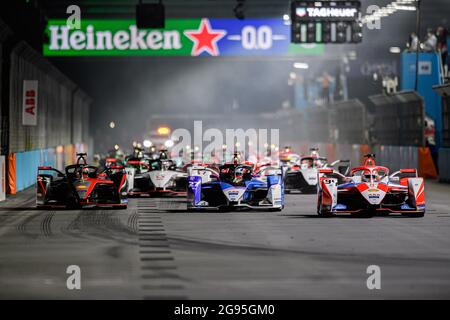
<box><xmin>187</xmin><ymin>162</ymin><xmax>284</xmax><ymax>211</ymax></box>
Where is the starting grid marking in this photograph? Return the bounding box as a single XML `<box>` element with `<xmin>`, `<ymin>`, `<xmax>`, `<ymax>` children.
<box><xmin>137</xmin><ymin>198</ymin><xmax>187</xmax><ymax>300</ymax></box>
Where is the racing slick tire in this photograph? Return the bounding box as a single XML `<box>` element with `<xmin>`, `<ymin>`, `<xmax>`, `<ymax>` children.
<box><xmin>317</xmin><ymin>195</ymin><xmax>333</xmax><ymax>217</ymax></box>
<box><xmin>267</xmin><ymin>206</ymin><xmax>284</xmax><ymax>212</ymax></box>
<box><xmin>351</xmin><ymin>211</ymin><xmax>375</xmax><ymax>218</ymax></box>
<box><xmin>401</xmin><ymin>211</ymin><xmax>425</xmax><ymax>218</ymax></box>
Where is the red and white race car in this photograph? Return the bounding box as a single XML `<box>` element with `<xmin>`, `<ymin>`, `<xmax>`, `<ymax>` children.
<box><xmin>317</xmin><ymin>154</ymin><xmax>425</xmax><ymax>217</ymax></box>
<box><xmin>282</xmin><ymin>148</ymin><xmax>350</xmax><ymax>194</ymax></box>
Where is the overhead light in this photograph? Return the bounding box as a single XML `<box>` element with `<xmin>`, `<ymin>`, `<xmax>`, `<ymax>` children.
<box><xmin>389</xmin><ymin>46</ymin><xmax>401</xmax><ymax>53</ymax></box>
<box><xmin>143</xmin><ymin>139</ymin><xmax>152</xmax><ymax>148</ymax></box>
<box><xmin>293</xmin><ymin>62</ymin><xmax>309</xmax><ymax>69</ymax></box>
<box><xmin>283</xmin><ymin>14</ymin><xmax>290</xmax><ymax>21</ymax></box>
<box><xmin>157</xmin><ymin>126</ymin><xmax>171</xmax><ymax>135</ymax></box>
<box><xmin>109</xmin><ymin>121</ymin><xmax>115</xmax><ymax>129</ymax></box>
<box><xmin>164</xmin><ymin>139</ymin><xmax>174</xmax><ymax>148</ymax></box>
<box><xmin>114</xmin><ymin>144</ymin><xmax>120</xmax><ymax>151</ymax></box>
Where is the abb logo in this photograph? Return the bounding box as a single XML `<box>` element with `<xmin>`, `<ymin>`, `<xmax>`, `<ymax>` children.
<box><xmin>22</xmin><ymin>80</ymin><xmax>38</xmax><ymax>126</ymax></box>
<box><xmin>25</xmin><ymin>90</ymin><xmax>36</xmax><ymax>115</ymax></box>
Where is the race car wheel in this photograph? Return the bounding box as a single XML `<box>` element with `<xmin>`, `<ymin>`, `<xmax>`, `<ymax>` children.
<box><xmin>218</xmin><ymin>206</ymin><xmax>233</xmax><ymax>212</ymax></box>
<box><xmin>317</xmin><ymin>196</ymin><xmax>333</xmax><ymax>217</ymax></box>
<box><xmin>318</xmin><ymin>210</ymin><xmax>333</xmax><ymax>218</ymax></box>
<box><xmin>401</xmin><ymin>211</ymin><xmax>425</xmax><ymax>218</ymax></box>
<box><xmin>351</xmin><ymin>210</ymin><xmax>375</xmax><ymax>218</ymax></box>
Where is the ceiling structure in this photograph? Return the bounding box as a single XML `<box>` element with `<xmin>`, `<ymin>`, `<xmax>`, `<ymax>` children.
<box><xmin>40</xmin><ymin>0</ymin><xmax>291</xmax><ymax>19</ymax></box>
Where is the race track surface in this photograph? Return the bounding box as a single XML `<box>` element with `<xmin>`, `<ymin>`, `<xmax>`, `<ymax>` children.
<box><xmin>1</xmin><ymin>181</ymin><xmax>450</xmax><ymax>299</ymax></box>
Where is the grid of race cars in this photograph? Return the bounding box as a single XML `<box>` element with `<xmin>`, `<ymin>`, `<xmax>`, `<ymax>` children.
<box><xmin>35</xmin><ymin>146</ymin><xmax>426</xmax><ymax>217</ymax></box>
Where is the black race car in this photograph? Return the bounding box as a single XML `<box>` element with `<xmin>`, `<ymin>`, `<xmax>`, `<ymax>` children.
<box><xmin>36</xmin><ymin>153</ymin><xmax>128</xmax><ymax>209</ymax></box>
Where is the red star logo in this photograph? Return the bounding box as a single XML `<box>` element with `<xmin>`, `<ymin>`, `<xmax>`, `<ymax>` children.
<box><xmin>184</xmin><ymin>19</ymin><xmax>226</xmax><ymax>56</ymax></box>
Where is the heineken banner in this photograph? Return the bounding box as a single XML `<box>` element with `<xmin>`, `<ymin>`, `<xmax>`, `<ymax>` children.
<box><xmin>44</xmin><ymin>18</ymin><xmax>324</xmax><ymax>56</ymax></box>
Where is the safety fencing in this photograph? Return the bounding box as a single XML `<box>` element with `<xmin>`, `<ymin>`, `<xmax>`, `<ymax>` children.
<box><xmin>439</xmin><ymin>148</ymin><xmax>450</xmax><ymax>183</ymax></box>
<box><xmin>7</xmin><ymin>143</ymin><xmax>88</xmax><ymax>193</ymax></box>
<box><xmin>369</xmin><ymin>91</ymin><xmax>425</xmax><ymax>147</ymax></box>
<box><xmin>433</xmin><ymin>83</ymin><xmax>450</xmax><ymax>148</ymax></box>
<box><xmin>294</xmin><ymin>143</ymin><xmax>437</xmax><ymax>179</ymax></box>
<box><xmin>1</xmin><ymin>18</ymin><xmax>92</xmax><ymax>196</ymax></box>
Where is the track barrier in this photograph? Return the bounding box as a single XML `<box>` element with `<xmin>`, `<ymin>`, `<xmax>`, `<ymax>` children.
<box><xmin>438</xmin><ymin>148</ymin><xmax>450</xmax><ymax>182</ymax></box>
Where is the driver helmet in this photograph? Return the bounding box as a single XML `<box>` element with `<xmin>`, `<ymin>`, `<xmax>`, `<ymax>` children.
<box><xmin>362</xmin><ymin>171</ymin><xmax>378</xmax><ymax>182</ymax></box>
<box><xmin>234</xmin><ymin>167</ymin><xmax>249</xmax><ymax>183</ymax></box>
<box><xmin>82</xmin><ymin>167</ymin><xmax>90</xmax><ymax>178</ymax></box>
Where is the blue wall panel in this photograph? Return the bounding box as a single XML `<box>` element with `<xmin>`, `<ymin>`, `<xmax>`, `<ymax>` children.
<box><xmin>401</xmin><ymin>52</ymin><xmax>443</xmax><ymax>147</ymax></box>
<box><xmin>15</xmin><ymin>148</ymin><xmax>57</xmax><ymax>192</ymax></box>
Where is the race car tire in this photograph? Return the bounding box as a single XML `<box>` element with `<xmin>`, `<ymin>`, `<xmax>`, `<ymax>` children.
<box><xmin>318</xmin><ymin>210</ymin><xmax>333</xmax><ymax>218</ymax></box>
<box><xmin>351</xmin><ymin>210</ymin><xmax>375</xmax><ymax>218</ymax></box>
<box><xmin>317</xmin><ymin>196</ymin><xmax>333</xmax><ymax>217</ymax></box>
<box><xmin>401</xmin><ymin>211</ymin><xmax>425</xmax><ymax>218</ymax></box>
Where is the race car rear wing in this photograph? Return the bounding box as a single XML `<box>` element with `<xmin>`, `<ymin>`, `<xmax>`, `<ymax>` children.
<box><xmin>389</xmin><ymin>168</ymin><xmax>419</xmax><ymax>180</ymax></box>
<box><xmin>38</xmin><ymin>166</ymin><xmax>65</xmax><ymax>176</ymax></box>
<box><xmin>318</xmin><ymin>168</ymin><xmax>348</xmax><ymax>183</ymax></box>
<box><xmin>328</xmin><ymin>160</ymin><xmax>351</xmax><ymax>176</ymax></box>
<box><xmin>188</xmin><ymin>166</ymin><xmax>220</xmax><ymax>184</ymax></box>
<box><xmin>400</xmin><ymin>168</ymin><xmax>418</xmax><ymax>175</ymax></box>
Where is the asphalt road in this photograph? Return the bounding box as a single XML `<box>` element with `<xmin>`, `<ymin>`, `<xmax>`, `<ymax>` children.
<box><xmin>1</xmin><ymin>181</ymin><xmax>450</xmax><ymax>299</ymax></box>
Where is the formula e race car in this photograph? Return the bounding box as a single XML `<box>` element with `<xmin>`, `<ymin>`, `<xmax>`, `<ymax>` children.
<box><xmin>36</xmin><ymin>153</ymin><xmax>128</xmax><ymax>209</ymax></box>
<box><xmin>283</xmin><ymin>148</ymin><xmax>350</xmax><ymax>194</ymax></box>
<box><xmin>125</xmin><ymin>150</ymin><xmax>187</xmax><ymax>196</ymax></box>
<box><xmin>187</xmin><ymin>160</ymin><xmax>284</xmax><ymax>211</ymax></box>
<box><xmin>317</xmin><ymin>154</ymin><xmax>425</xmax><ymax>217</ymax></box>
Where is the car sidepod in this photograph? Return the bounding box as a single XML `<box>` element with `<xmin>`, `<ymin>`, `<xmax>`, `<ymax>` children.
<box><xmin>187</xmin><ymin>176</ymin><xmax>202</xmax><ymax>208</ymax></box>
<box><xmin>266</xmin><ymin>175</ymin><xmax>284</xmax><ymax>208</ymax></box>
<box><xmin>285</xmin><ymin>168</ymin><xmax>318</xmax><ymax>193</ymax></box>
